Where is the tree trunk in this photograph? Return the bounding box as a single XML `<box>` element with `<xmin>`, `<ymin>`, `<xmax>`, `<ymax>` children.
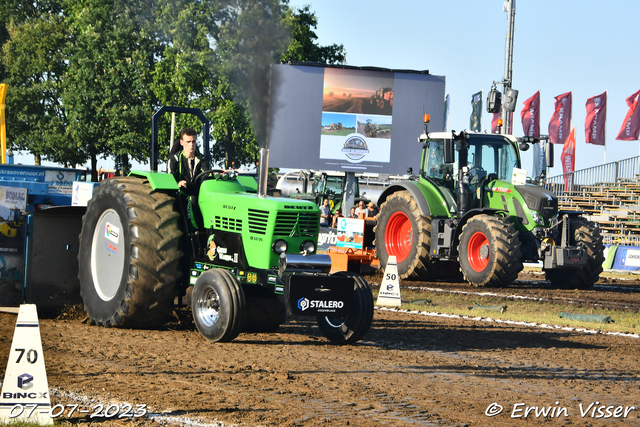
<box><xmin>34</xmin><ymin>154</ymin><xmax>41</xmax><ymax>166</ymax></box>
<box><xmin>122</xmin><ymin>153</ymin><xmax>130</xmax><ymax>176</ymax></box>
<box><xmin>224</xmin><ymin>129</ymin><xmax>234</xmax><ymax>169</ymax></box>
<box><xmin>91</xmin><ymin>154</ymin><xmax>98</xmax><ymax>182</ymax></box>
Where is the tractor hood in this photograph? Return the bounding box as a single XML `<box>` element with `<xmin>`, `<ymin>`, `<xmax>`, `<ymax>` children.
<box><xmin>515</xmin><ymin>184</ymin><xmax>558</xmax><ymax>222</ymax></box>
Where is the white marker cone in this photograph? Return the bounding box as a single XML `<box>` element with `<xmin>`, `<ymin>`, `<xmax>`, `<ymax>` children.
<box><xmin>376</xmin><ymin>255</ymin><xmax>402</xmax><ymax>307</ymax></box>
<box><xmin>0</xmin><ymin>304</ymin><xmax>53</xmax><ymax>425</ymax></box>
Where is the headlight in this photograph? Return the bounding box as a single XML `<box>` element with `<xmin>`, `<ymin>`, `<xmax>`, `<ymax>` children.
<box><xmin>272</xmin><ymin>239</ymin><xmax>288</xmax><ymax>254</ymax></box>
<box><xmin>300</xmin><ymin>240</ymin><xmax>315</xmax><ymax>255</ymax></box>
<box><xmin>531</xmin><ymin>210</ymin><xmax>545</xmax><ymax>226</ymax></box>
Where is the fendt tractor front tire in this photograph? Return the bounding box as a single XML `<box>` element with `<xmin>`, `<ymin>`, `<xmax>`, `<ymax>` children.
<box><xmin>192</xmin><ymin>269</ymin><xmax>246</xmax><ymax>342</ymax></box>
<box><xmin>78</xmin><ymin>176</ymin><xmax>183</xmax><ymax>328</ymax></box>
<box><xmin>458</xmin><ymin>215</ymin><xmax>523</xmax><ymax>287</ymax></box>
<box><xmin>374</xmin><ymin>190</ymin><xmax>440</xmax><ymax>280</ymax></box>
<box><xmin>317</xmin><ymin>272</ymin><xmax>374</xmax><ymax>345</ymax></box>
<box><xmin>545</xmin><ymin>217</ymin><xmax>605</xmax><ymax>290</ymax></box>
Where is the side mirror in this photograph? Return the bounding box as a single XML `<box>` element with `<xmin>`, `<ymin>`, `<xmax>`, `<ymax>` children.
<box><xmin>444</xmin><ymin>138</ymin><xmax>455</xmax><ymax>164</ymax></box>
<box><xmin>546</xmin><ymin>142</ymin><xmax>554</xmax><ymax>168</ymax></box>
<box><xmin>519</xmin><ymin>143</ymin><xmax>530</xmax><ymax>152</ymax></box>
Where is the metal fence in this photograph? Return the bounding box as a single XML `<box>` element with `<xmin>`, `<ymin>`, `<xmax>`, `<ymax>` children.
<box><xmin>544</xmin><ymin>156</ymin><xmax>640</xmax><ymax>196</ymax></box>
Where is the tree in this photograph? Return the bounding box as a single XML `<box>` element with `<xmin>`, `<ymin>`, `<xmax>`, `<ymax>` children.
<box><xmin>280</xmin><ymin>5</ymin><xmax>346</xmax><ymax>65</ymax></box>
<box><xmin>62</xmin><ymin>0</ymin><xmax>158</xmax><ymax>179</ymax></box>
<box><xmin>2</xmin><ymin>10</ymin><xmax>72</xmax><ymax>165</ymax></box>
<box><xmin>1</xmin><ymin>0</ymin><xmax>346</xmax><ymax>173</ymax></box>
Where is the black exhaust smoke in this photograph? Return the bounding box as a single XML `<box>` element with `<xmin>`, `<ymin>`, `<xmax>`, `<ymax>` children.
<box><xmin>225</xmin><ymin>0</ymin><xmax>291</xmax><ymax>150</ymax></box>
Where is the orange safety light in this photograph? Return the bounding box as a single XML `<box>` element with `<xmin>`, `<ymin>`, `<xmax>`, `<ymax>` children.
<box><xmin>423</xmin><ymin>114</ymin><xmax>431</xmax><ymax>124</ymax></box>
<box><xmin>497</xmin><ymin>118</ymin><xmax>503</xmax><ymax>126</ymax></box>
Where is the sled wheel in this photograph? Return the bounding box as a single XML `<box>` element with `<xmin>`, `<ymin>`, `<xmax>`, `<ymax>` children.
<box><xmin>545</xmin><ymin>217</ymin><xmax>604</xmax><ymax>290</ymax></box>
<box><xmin>192</xmin><ymin>269</ymin><xmax>246</xmax><ymax>342</ymax></box>
<box><xmin>316</xmin><ymin>272</ymin><xmax>374</xmax><ymax>345</ymax></box>
<box><xmin>458</xmin><ymin>215</ymin><xmax>523</xmax><ymax>287</ymax></box>
<box><xmin>78</xmin><ymin>176</ymin><xmax>183</xmax><ymax>328</ymax></box>
<box><xmin>374</xmin><ymin>190</ymin><xmax>440</xmax><ymax>280</ymax></box>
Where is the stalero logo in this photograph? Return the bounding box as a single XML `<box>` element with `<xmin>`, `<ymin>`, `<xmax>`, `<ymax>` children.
<box><xmin>298</xmin><ymin>297</ymin><xmax>310</xmax><ymax>311</ymax></box>
<box><xmin>298</xmin><ymin>298</ymin><xmax>344</xmax><ymax>311</ymax></box>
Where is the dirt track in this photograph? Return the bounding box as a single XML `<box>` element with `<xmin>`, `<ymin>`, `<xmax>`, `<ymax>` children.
<box><xmin>1</xmin><ymin>273</ymin><xmax>640</xmax><ymax>426</ymax></box>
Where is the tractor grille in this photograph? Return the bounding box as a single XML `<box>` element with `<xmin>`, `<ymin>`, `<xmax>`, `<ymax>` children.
<box><xmin>248</xmin><ymin>209</ymin><xmax>269</xmax><ymax>235</ymax></box>
<box><xmin>214</xmin><ymin>216</ymin><xmax>242</xmax><ymax>232</ymax></box>
<box><xmin>274</xmin><ymin>212</ymin><xmax>320</xmax><ymax>237</ymax></box>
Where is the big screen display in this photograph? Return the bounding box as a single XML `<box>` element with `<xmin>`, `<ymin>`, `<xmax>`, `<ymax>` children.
<box><xmin>267</xmin><ymin>63</ymin><xmax>446</xmax><ymax>174</ymax></box>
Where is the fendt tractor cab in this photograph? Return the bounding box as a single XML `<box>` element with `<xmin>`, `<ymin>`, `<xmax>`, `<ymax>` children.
<box><xmin>374</xmin><ymin>115</ymin><xmax>604</xmax><ymax>289</ymax></box>
<box><xmin>78</xmin><ymin>106</ymin><xmax>373</xmax><ymax>344</ymax></box>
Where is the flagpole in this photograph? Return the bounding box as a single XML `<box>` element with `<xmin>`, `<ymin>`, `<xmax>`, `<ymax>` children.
<box><xmin>604</xmin><ymin>89</ymin><xmax>607</xmax><ymax>164</ymax></box>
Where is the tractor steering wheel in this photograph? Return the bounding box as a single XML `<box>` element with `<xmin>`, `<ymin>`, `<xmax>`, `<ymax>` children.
<box><xmin>194</xmin><ymin>169</ymin><xmax>228</xmax><ymax>184</ymax></box>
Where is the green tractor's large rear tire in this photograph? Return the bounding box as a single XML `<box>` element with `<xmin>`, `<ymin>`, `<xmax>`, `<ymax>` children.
<box><xmin>78</xmin><ymin>176</ymin><xmax>183</xmax><ymax>328</ymax></box>
<box><xmin>374</xmin><ymin>190</ymin><xmax>440</xmax><ymax>280</ymax></box>
<box><xmin>316</xmin><ymin>272</ymin><xmax>374</xmax><ymax>345</ymax></box>
<box><xmin>544</xmin><ymin>217</ymin><xmax>604</xmax><ymax>290</ymax></box>
<box><xmin>458</xmin><ymin>215</ymin><xmax>523</xmax><ymax>287</ymax></box>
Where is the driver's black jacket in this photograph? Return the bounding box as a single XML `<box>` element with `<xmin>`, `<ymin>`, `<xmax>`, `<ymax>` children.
<box><xmin>167</xmin><ymin>151</ymin><xmax>210</xmax><ymax>196</ymax></box>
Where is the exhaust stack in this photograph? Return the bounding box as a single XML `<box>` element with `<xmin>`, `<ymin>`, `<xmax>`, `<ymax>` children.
<box><xmin>257</xmin><ymin>147</ymin><xmax>269</xmax><ymax>198</ymax></box>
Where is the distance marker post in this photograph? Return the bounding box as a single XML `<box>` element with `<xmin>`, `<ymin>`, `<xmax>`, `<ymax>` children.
<box><xmin>0</xmin><ymin>304</ymin><xmax>53</xmax><ymax>425</ymax></box>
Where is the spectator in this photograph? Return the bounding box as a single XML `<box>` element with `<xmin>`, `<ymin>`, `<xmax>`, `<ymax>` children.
<box><xmin>354</xmin><ymin>200</ymin><xmax>367</xmax><ymax>217</ymax></box>
<box><xmin>319</xmin><ymin>198</ymin><xmax>331</xmax><ymax>227</ymax></box>
<box><xmin>349</xmin><ymin>207</ymin><xmax>357</xmax><ymax>218</ymax></box>
<box><xmin>331</xmin><ymin>209</ymin><xmax>344</xmax><ymax>228</ymax></box>
<box><xmin>366</xmin><ymin>202</ymin><xmax>379</xmax><ymax>219</ymax></box>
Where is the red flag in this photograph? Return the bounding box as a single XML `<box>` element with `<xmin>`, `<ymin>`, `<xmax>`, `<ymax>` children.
<box><xmin>520</xmin><ymin>91</ymin><xmax>540</xmax><ymax>137</ymax></box>
<box><xmin>549</xmin><ymin>91</ymin><xmax>572</xmax><ymax>144</ymax></box>
<box><xmin>561</xmin><ymin>127</ymin><xmax>576</xmax><ymax>191</ymax></box>
<box><xmin>585</xmin><ymin>91</ymin><xmax>607</xmax><ymax>146</ymax></box>
<box><xmin>616</xmin><ymin>89</ymin><xmax>640</xmax><ymax>141</ymax></box>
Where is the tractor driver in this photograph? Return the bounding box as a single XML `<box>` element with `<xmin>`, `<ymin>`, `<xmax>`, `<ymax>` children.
<box><xmin>168</xmin><ymin>128</ymin><xmax>210</xmax><ymax>195</ymax></box>
<box><xmin>168</xmin><ymin>128</ymin><xmax>210</xmax><ymax>229</ymax></box>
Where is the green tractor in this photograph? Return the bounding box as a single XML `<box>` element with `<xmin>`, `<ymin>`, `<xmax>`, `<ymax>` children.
<box><xmin>77</xmin><ymin>106</ymin><xmax>374</xmax><ymax>344</ymax></box>
<box><xmin>374</xmin><ymin>117</ymin><xmax>604</xmax><ymax>289</ymax></box>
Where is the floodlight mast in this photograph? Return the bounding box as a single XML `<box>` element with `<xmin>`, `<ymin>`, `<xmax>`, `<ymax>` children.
<box><xmin>502</xmin><ymin>0</ymin><xmax>516</xmax><ymax>135</ymax></box>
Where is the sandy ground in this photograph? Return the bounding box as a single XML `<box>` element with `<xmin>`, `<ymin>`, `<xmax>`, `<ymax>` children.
<box><xmin>1</xmin><ymin>273</ymin><xmax>640</xmax><ymax>426</ymax></box>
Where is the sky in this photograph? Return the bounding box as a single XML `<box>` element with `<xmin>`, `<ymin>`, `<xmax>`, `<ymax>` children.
<box><xmin>288</xmin><ymin>0</ymin><xmax>640</xmax><ymax>178</ymax></box>
<box><xmin>15</xmin><ymin>0</ymin><xmax>639</xmax><ymax>177</ymax></box>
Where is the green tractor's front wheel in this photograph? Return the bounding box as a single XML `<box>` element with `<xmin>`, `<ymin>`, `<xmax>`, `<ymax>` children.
<box><xmin>316</xmin><ymin>272</ymin><xmax>374</xmax><ymax>345</ymax></box>
<box><xmin>544</xmin><ymin>217</ymin><xmax>604</xmax><ymax>290</ymax></box>
<box><xmin>458</xmin><ymin>215</ymin><xmax>523</xmax><ymax>287</ymax></box>
<box><xmin>78</xmin><ymin>177</ymin><xmax>183</xmax><ymax>328</ymax></box>
<box><xmin>374</xmin><ymin>190</ymin><xmax>440</xmax><ymax>280</ymax></box>
<box><xmin>192</xmin><ymin>269</ymin><xmax>246</xmax><ymax>342</ymax></box>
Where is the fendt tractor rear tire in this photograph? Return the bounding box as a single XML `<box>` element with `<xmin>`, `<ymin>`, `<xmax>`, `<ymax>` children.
<box><xmin>545</xmin><ymin>217</ymin><xmax>604</xmax><ymax>290</ymax></box>
<box><xmin>192</xmin><ymin>269</ymin><xmax>246</xmax><ymax>342</ymax></box>
<box><xmin>316</xmin><ymin>272</ymin><xmax>374</xmax><ymax>345</ymax></box>
<box><xmin>374</xmin><ymin>190</ymin><xmax>440</xmax><ymax>280</ymax></box>
<box><xmin>458</xmin><ymin>215</ymin><xmax>523</xmax><ymax>287</ymax></box>
<box><xmin>78</xmin><ymin>176</ymin><xmax>183</xmax><ymax>328</ymax></box>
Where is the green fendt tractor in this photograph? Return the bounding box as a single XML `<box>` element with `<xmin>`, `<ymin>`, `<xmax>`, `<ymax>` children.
<box><xmin>77</xmin><ymin>106</ymin><xmax>374</xmax><ymax>344</ymax></box>
<box><xmin>374</xmin><ymin>116</ymin><xmax>604</xmax><ymax>289</ymax></box>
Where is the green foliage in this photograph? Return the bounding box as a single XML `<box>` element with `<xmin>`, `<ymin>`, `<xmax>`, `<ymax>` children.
<box><xmin>0</xmin><ymin>0</ymin><xmax>345</xmax><ymax>171</ymax></box>
<box><xmin>62</xmin><ymin>0</ymin><xmax>158</xmax><ymax>172</ymax></box>
<box><xmin>2</xmin><ymin>10</ymin><xmax>73</xmax><ymax>164</ymax></box>
<box><xmin>281</xmin><ymin>4</ymin><xmax>346</xmax><ymax>65</ymax></box>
